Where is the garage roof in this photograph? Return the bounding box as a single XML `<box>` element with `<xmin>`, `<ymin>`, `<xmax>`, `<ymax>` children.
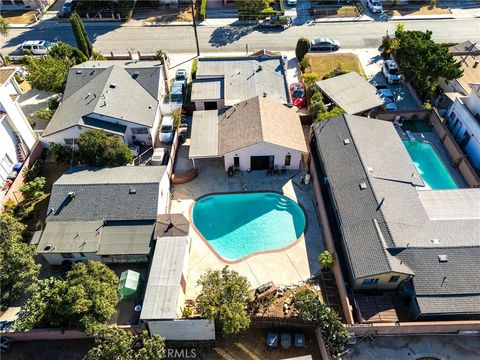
<box><xmin>189</xmin><ymin>110</ymin><xmax>219</xmax><ymax>158</ymax></box>
<box><xmin>191</xmin><ymin>78</ymin><xmax>223</xmax><ymax>101</ymax></box>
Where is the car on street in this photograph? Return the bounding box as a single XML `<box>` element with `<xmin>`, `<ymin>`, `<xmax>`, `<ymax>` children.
<box><xmin>257</xmin><ymin>16</ymin><xmax>292</xmax><ymax>29</ymax></box>
<box><xmin>159</xmin><ymin>115</ymin><xmax>175</xmax><ymax>144</ymax></box>
<box><xmin>310</xmin><ymin>38</ymin><xmax>341</xmax><ymax>51</ymax></box>
<box><xmin>376</xmin><ymin>85</ymin><xmax>397</xmax><ymax>111</ymax></box>
<box><xmin>366</xmin><ymin>0</ymin><xmax>383</xmax><ymax>14</ymax></box>
<box><xmin>290</xmin><ymin>82</ymin><xmax>306</xmax><ymax>108</ymax></box>
<box><xmin>58</xmin><ymin>0</ymin><xmax>76</xmax><ymax>18</ymax></box>
<box><xmin>382</xmin><ymin>59</ymin><xmax>402</xmax><ymax>84</ymax></box>
<box><xmin>21</xmin><ymin>40</ymin><xmax>55</xmax><ymax>55</ymax></box>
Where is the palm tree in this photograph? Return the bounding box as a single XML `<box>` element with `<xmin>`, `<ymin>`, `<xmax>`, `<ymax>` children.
<box><xmin>0</xmin><ymin>16</ymin><xmax>9</xmax><ymax>37</ymax></box>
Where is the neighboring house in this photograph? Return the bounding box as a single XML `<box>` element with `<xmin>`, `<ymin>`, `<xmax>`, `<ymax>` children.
<box><xmin>191</xmin><ymin>52</ymin><xmax>290</xmax><ymax>110</ymax></box>
<box><xmin>141</xmin><ymin>213</ymin><xmax>215</xmax><ymax>341</ymax></box>
<box><xmin>0</xmin><ymin>67</ymin><xmax>36</xmax><ymax>182</ymax></box>
<box><xmin>189</xmin><ymin>96</ymin><xmax>307</xmax><ymax>171</ymax></box>
<box><xmin>34</xmin><ymin>166</ymin><xmax>170</xmax><ymax>265</ymax></box>
<box><xmin>445</xmin><ymin>83</ymin><xmax>480</xmax><ymax>172</ymax></box>
<box><xmin>41</xmin><ymin>61</ymin><xmax>165</xmax><ymax>148</ymax></box>
<box><xmin>0</xmin><ymin>0</ymin><xmax>53</xmax><ymax>10</ymax></box>
<box><xmin>311</xmin><ymin>114</ymin><xmax>480</xmax><ymax>319</ymax></box>
<box><xmin>438</xmin><ymin>41</ymin><xmax>480</xmax><ymax>96</ymax></box>
<box><xmin>315</xmin><ymin>72</ymin><xmax>385</xmax><ymax>115</ymax></box>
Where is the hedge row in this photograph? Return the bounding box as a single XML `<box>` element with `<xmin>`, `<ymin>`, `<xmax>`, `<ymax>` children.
<box><xmin>199</xmin><ymin>0</ymin><xmax>207</xmax><ymax>21</ymax></box>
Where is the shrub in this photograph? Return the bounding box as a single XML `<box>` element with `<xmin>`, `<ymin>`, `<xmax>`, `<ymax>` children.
<box><xmin>309</xmin><ymin>91</ymin><xmax>326</xmax><ymax>118</ymax></box>
<box><xmin>20</xmin><ymin>177</ymin><xmax>46</xmax><ymax>202</ymax></box>
<box><xmin>318</xmin><ymin>250</ymin><xmax>335</xmax><ymax>269</ymax></box>
<box><xmin>295</xmin><ymin>38</ymin><xmax>311</xmax><ymax>61</ymax></box>
<box><xmin>302</xmin><ymin>72</ymin><xmax>320</xmax><ymax>87</ymax></box>
<box><xmin>299</xmin><ymin>57</ymin><xmax>310</xmax><ymax>72</ymax></box>
<box><xmin>50</xmin><ymin>142</ymin><xmax>78</xmax><ymax>163</ymax></box>
<box><xmin>199</xmin><ymin>0</ymin><xmax>207</xmax><ymax>21</ymax></box>
<box><xmin>23</xmin><ymin>160</ymin><xmax>44</xmax><ymax>182</ymax></box>
<box><xmin>191</xmin><ymin>58</ymin><xmax>198</xmax><ymax>79</ymax></box>
<box><xmin>34</xmin><ymin>107</ymin><xmax>54</xmax><ymax>121</ymax></box>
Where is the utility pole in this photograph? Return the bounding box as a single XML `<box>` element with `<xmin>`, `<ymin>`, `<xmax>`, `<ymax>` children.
<box><xmin>191</xmin><ymin>0</ymin><xmax>200</xmax><ymax>56</ymax></box>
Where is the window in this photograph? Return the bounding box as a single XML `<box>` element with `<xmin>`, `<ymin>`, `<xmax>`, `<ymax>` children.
<box><xmin>284</xmin><ymin>154</ymin><xmax>292</xmax><ymax>166</ymax></box>
<box><xmin>64</xmin><ymin>138</ymin><xmax>75</xmax><ymax>146</ymax></box>
<box><xmin>362</xmin><ymin>278</ymin><xmax>379</xmax><ymax>285</ymax></box>
<box><xmin>132</xmin><ymin>127</ymin><xmax>149</xmax><ymax>135</ymax></box>
<box><xmin>389</xmin><ymin>276</ymin><xmax>400</xmax><ymax>283</ymax></box>
<box><xmin>61</xmin><ymin>253</ymin><xmax>75</xmax><ymax>259</ymax></box>
<box><xmin>1</xmin><ymin>153</ymin><xmax>14</xmax><ymax>173</ymax></box>
<box><xmin>234</xmin><ymin>156</ymin><xmax>240</xmax><ymax>168</ymax></box>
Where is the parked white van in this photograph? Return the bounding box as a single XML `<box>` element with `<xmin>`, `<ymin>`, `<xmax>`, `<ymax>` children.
<box><xmin>21</xmin><ymin>40</ymin><xmax>55</xmax><ymax>55</ymax></box>
<box><xmin>159</xmin><ymin>115</ymin><xmax>175</xmax><ymax>144</ymax></box>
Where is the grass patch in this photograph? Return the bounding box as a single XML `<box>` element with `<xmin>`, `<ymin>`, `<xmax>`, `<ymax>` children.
<box><xmin>1</xmin><ymin>10</ymin><xmax>38</xmax><ymax>24</ymax></box>
<box><xmin>306</xmin><ymin>53</ymin><xmax>366</xmax><ymax>79</ymax></box>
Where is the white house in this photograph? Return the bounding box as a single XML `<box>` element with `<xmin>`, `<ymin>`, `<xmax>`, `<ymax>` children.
<box><xmin>446</xmin><ymin>83</ymin><xmax>480</xmax><ymax>172</ymax></box>
<box><xmin>0</xmin><ymin>67</ymin><xmax>36</xmax><ymax>183</ymax></box>
<box><xmin>34</xmin><ymin>166</ymin><xmax>170</xmax><ymax>265</ymax></box>
<box><xmin>42</xmin><ymin>61</ymin><xmax>165</xmax><ymax>148</ymax></box>
<box><xmin>189</xmin><ymin>96</ymin><xmax>308</xmax><ymax>171</ymax></box>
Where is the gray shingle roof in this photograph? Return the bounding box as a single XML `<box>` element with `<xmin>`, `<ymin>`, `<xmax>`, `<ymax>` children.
<box><xmin>97</xmin><ymin>221</ymin><xmax>155</xmax><ymax>255</ymax></box>
<box><xmin>315</xmin><ymin>72</ymin><xmax>384</xmax><ymax>114</ymax></box>
<box><xmin>47</xmin><ymin>166</ymin><xmax>166</xmax><ymax>222</ymax></box>
<box><xmin>312</xmin><ymin>114</ymin><xmax>480</xmax><ymax>316</ymax></box>
<box><xmin>36</xmin><ymin>221</ymin><xmax>102</xmax><ymax>253</ymax></box>
<box><xmin>44</xmin><ymin>63</ymin><xmax>160</xmax><ymax>136</ymax></box>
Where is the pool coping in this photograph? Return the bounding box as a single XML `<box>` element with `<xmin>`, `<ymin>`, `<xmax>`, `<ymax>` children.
<box><xmin>188</xmin><ymin>190</ymin><xmax>310</xmax><ymax>265</ymax></box>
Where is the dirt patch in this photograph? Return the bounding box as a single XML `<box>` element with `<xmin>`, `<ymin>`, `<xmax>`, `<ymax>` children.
<box><xmin>306</xmin><ymin>53</ymin><xmax>366</xmax><ymax>79</ymax></box>
<box><xmin>311</xmin><ymin>5</ymin><xmax>358</xmax><ymax>18</ymax></box>
<box><xmin>391</xmin><ymin>5</ymin><xmax>451</xmax><ymax>16</ymax></box>
<box><xmin>1</xmin><ymin>10</ymin><xmax>38</xmax><ymax>25</ymax></box>
<box><xmin>131</xmin><ymin>4</ymin><xmax>193</xmax><ymax>24</ymax></box>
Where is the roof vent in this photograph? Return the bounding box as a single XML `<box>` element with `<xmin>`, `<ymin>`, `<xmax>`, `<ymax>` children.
<box><xmin>148</xmin><ymin>105</ymin><xmax>152</xmax><ymax>109</ymax></box>
<box><xmin>359</xmin><ymin>182</ymin><xmax>367</xmax><ymax>190</ymax></box>
<box><xmin>44</xmin><ymin>244</ymin><xmax>52</xmax><ymax>251</ymax></box>
<box><xmin>367</xmin><ymin>167</ymin><xmax>374</xmax><ymax>173</ymax></box>
<box><xmin>110</xmin><ymin>83</ymin><xmax>116</xmax><ymax>88</ymax></box>
<box><xmin>129</xmin><ymin>187</ymin><xmax>137</xmax><ymax>194</ymax></box>
<box><xmin>67</xmin><ymin>191</ymin><xmax>75</xmax><ymax>198</ymax></box>
<box><xmin>263</xmin><ymin>92</ymin><xmax>267</xmax><ymax>97</ymax></box>
<box><xmin>438</xmin><ymin>254</ymin><xmax>448</xmax><ymax>263</ymax></box>
<box><xmin>343</xmin><ymin>138</ymin><xmax>350</xmax><ymax>145</ymax></box>
<box><xmin>76</xmin><ymin>70</ymin><xmax>82</xmax><ymax>74</ymax></box>
<box><xmin>431</xmin><ymin>239</ymin><xmax>440</xmax><ymax>244</ymax></box>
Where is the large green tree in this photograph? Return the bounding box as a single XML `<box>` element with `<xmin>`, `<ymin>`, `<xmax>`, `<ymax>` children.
<box><xmin>293</xmin><ymin>289</ymin><xmax>349</xmax><ymax>355</ymax></box>
<box><xmin>295</xmin><ymin>38</ymin><xmax>311</xmax><ymax>61</ymax></box>
<box><xmin>0</xmin><ymin>16</ymin><xmax>9</xmax><ymax>37</ymax></box>
<box><xmin>0</xmin><ymin>213</ymin><xmax>40</xmax><ymax>311</ymax></box>
<box><xmin>24</xmin><ymin>56</ymin><xmax>71</xmax><ymax>93</ymax></box>
<box><xmin>48</xmin><ymin>41</ymin><xmax>88</xmax><ymax>65</ymax></box>
<box><xmin>78</xmin><ymin>130</ymin><xmax>134</xmax><ymax>167</ymax></box>
<box><xmin>15</xmin><ymin>261</ymin><xmax>119</xmax><ymax>332</ymax></box>
<box><xmin>196</xmin><ymin>266</ymin><xmax>251</xmax><ymax>336</ymax></box>
<box><xmin>84</xmin><ymin>325</ymin><xmax>166</xmax><ymax>360</ymax></box>
<box><xmin>393</xmin><ymin>26</ymin><xmax>463</xmax><ymax>101</ymax></box>
<box><xmin>70</xmin><ymin>12</ymin><xmax>92</xmax><ymax>58</ymax></box>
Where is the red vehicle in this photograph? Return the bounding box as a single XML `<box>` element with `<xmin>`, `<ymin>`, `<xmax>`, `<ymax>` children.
<box><xmin>290</xmin><ymin>83</ymin><xmax>306</xmax><ymax>108</ymax></box>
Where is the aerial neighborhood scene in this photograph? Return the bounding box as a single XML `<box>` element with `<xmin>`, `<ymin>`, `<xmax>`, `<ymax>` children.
<box><xmin>1</xmin><ymin>0</ymin><xmax>480</xmax><ymax>359</ymax></box>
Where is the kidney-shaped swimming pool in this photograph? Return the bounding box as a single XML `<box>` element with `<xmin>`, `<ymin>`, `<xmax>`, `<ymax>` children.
<box><xmin>192</xmin><ymin>192</ymin><xmax>306</xmax><ymax>261</ymax></box>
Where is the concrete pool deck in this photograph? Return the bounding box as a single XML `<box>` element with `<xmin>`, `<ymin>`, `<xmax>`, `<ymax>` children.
<box><xmin>170</xmin><ymin>158</ymin><xmax>324</xmax><ymax>300</ymax></box>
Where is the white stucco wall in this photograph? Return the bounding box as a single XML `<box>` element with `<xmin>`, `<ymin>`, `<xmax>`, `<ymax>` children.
<box><xmin>41</xmin><ymin>252</ymin><xmax>102</xmax><ymax>266</ymax></box>
<box><xmin>0</xmin><ymin>117</ymin><xmax>19</xmax><ymax>181</ymax></box>
<box><xmin>157</xmin><ymin>169</ymin><xmax>171</xmax><ymax>215</ymax></box>
<box><xmin>447</xmin><ymin>93</ymin><xmax>480</xmax><ymax>171</ymax></box>
<box><xmin>223</xmin><ymin>141</ymin><xmax>303</xmax><ymax>171</ymax></box>
<box><xmin>438</xmin><ymin>78</ymin><xmax>468</xmax><ymax>96</ymax></box>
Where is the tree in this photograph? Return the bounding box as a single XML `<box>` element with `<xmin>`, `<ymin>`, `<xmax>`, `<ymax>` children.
<box><xmin>302</xmin><ymin>73</ymin><xmax>320</xmax><ymax>88</ymax></box>
<box><xmin>309</xmin><ymin>91</ymin><xmax>326</xmax><ymax>118</ymax></box>
<box><xmin>70</xmin><ymin>12</ymin><xmax>92</xmax><ymax>58</ymax></box>
<box><xmin>293</xmin><ymin>289</ymin><xmax>349</xmax><ymax>355</ymax></box>
<box><xmin>48</xmin><ymin>41</ymin><xmax>88</xmax><ymax>65</ymax></box>
<box><xmin>20</xmin><ymin>177</ymin><xmax>46</xmax><ymax>202</ymax></box>
<box><xmin>317</xmin><ymin>107</ymin><xmax>343</xmax><ymax>122</ymax></box>
<box><xmin>15</xmin><ymin>261</ymin><xmax>119</xmax><ymax>332</ymax></box>
<box><xmin>171</xmin><ymin>107</ymin><xmax>182</xmax><ymax>129</ymax></box>
<box><xmin>295</xmin><ymin>38</ymin><xmax>311</xmax><ymax>61</ymax></box>
<box><xmin>0</xmin><ymin>16</ymin><xmax>9</xmax><ymax>37</ymax></box>
<box><xmin>78</xmin><ymin>130</ymin><xmax>134</xmax><ymax>167</ymax></box>
<box><xmin>196</xmin><ymin>266</ymin><xmax>251</xmax><ymax>336</ymax></box>
<box><xmin>0</xmin><ymin>213</ymin><xmax>40</xmax><ymax>311</ymax></box>
<box><xmin>24</xmin><ymin>56</ymin><xmax>71</xmax><ymax>93</ymax></box>
<box><xmin>84</xmin><ymin>325</ymin><xmax>166</xmax><ymax>360</ymax></box>
<box><xmin>318</xmin><ymin>250</ymin><xmax>335</xmax><ymax>270</ymax></box>
<box><xmin>393</xmin><ymin>26</ymin><xmax>463</xmax><ymax>101</ymax></box>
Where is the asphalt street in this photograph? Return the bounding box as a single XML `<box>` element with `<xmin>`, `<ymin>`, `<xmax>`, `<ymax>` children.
<box><xmin>1</xmin><ymin>18</ymin><xmax>479</xmax><ymax>55</ymax></box>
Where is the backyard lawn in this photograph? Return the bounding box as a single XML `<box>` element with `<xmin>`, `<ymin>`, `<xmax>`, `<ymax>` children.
<box><xmin>306</xmin><ymin>53</ymin><xmax>366</xmax><ymax>80</ymax></box>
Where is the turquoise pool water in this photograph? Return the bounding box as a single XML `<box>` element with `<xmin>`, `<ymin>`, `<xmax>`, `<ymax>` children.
<box><xmin>192</xmin><ymin>192</ymin><xmax>306</xmax><ymax>261</ymax></box>
<box><xmin>403</xmin><ymin>140</ymin><xmax>458</xmax><ymax>190</ymax></box>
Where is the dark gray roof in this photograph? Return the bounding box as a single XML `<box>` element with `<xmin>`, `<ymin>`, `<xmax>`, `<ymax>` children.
<box><xmin>36</xmin><ymin>221</ymin><xmax>102</xmax><ymax>253</ymax></box>
<box><xmin>44</xmin><ymin>63</ymin><xmax>161</xmax><ymax>136</ymax></box>
<box><xmin>312</xmin><ymin>115</ymin><xmax>480</xmax><ymax>316</ymax></box>
<box><xmin>47</xmin><ymin>166</ymin><xmax>166</xmax><ymax>222</ymax></box>
<box><xmin>97</xmin><ymin>221</ymin><xmax>155</xmax><ymax>255</ymax></box>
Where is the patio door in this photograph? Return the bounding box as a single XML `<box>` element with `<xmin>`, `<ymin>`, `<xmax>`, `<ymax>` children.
<box><xmin>250</xmin><ymin>155</ymin><xmax>274</xmax><ymax>170</ymax></box>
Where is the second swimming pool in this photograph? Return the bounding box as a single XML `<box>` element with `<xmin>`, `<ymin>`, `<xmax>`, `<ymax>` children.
<box><xmin>192</xmin><ymin>192</ymin><xmax>306</xmax><ymax>261</ymax></box>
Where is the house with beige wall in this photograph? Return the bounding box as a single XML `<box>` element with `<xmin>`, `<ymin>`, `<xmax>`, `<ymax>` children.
<box><xmin>189</xmin><ymin>96</ymin><xmax>307</xmax><ymax>172</ymax></box>
<box><xmin>311</xmin><ymin>114</ymin><xmax>480</xmax><ymax>320</ymax></box>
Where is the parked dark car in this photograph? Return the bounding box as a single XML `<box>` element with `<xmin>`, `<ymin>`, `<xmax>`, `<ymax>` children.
<box><xmin>310</xmin><ymin>38</ymin><xmax>341</xmax><ymax>51</ymax></box>
<box><xmin>257</xmin><ymin>16</ymin><xmax>292</xmax><ymax>29</ymax></box>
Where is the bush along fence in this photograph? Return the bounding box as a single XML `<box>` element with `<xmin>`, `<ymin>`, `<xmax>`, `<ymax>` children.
<box><xmin>199</xmin><ymin>0</ymin><xmax>207</xmax><ymax>21</ymax></box>
<box><xmin>238</xmin><ymin>0</ymin><xmax>285</xmax><ymax>20</ymax></box>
